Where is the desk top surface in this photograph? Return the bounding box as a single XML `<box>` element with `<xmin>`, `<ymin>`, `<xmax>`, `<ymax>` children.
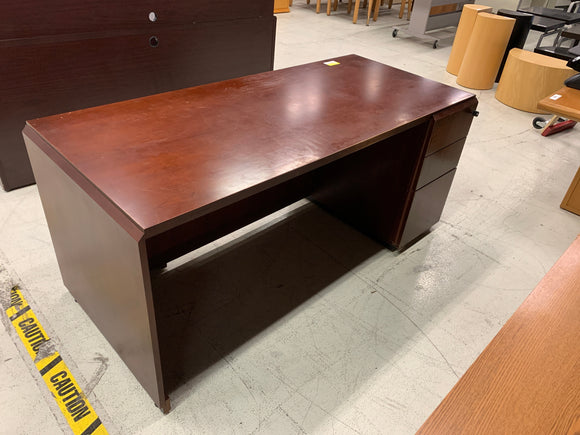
<box><xmin>417</xmin><ymin>235</ymin><xmax>580</xmax><ymax>434</ymax></box>
<box><xmin>538</xmin><ymin>86</ymin><xmax>580</xmax><ymax>121</ymax></box>
<box><xmin>25</xmin><ymin>55</ymin><xmax>473</xmax><ymax>234</ymax></box>
<box><xmin>518</xmin><ymin>6</ymin><xmax>580</xmax><ymax>23</ymax></box>
<box><xmin>530</xmin><ymin>15</ymin><xmax>566</xmax><ymax>31</ymax></box>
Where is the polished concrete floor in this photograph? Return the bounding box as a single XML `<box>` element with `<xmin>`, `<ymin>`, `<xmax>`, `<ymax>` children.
<box><xmin>1</xmin><ymin>3</ymin><xmax>579</xmax><ymax>434</ymax></box>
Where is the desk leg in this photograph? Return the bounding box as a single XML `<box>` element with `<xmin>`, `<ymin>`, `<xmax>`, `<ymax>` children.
<box><xmin>25</xmin><ymin>140</ymin><xmax>169</xmax><ymax>412</ymax></box>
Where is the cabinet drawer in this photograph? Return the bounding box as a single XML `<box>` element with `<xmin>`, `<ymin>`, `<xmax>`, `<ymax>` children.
<box><xmin>427</xmin><ymin>98</ymin><xmax>477</xmax><ymax>155</ymax></box>
<box><xmin>399</xmin><ymin>169</ymin><xmax>456</xmax><ymax>247</ymax></box>
<box><xmin>417</xmin><ymin>138</ymin><xmax>465</xmax><ymax>189</ymax></box>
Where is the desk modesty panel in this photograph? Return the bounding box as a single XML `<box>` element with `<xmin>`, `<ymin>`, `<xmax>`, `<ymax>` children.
<box><xmin>23</xmin><ymin>55</ymin><xmax>478</xmax><ymax>412</ymax></box>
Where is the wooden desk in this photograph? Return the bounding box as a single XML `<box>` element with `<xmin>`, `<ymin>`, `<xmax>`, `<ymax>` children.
<box><xmin>23</xmin><ymin>55</ymin><xmax>477</xmax><ymax>412</ymax></box>
<box><xmin>417</xmin><ymin>235</ymin><xmax>580</xmax><ymax>435</ymax></box>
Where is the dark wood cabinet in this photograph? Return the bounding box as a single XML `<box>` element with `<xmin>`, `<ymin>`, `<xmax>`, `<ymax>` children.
<box><xmin>0</xmin><ymin>1</ymin><xmax>276</xmax><ymax>191</ymax></box>
<box><xmin>398</xmin><ymin>99</ymin><xmax>478</xmax><ymax>247</ymax></box>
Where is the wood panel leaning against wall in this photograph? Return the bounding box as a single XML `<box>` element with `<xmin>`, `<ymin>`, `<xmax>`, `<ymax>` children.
<box><xmin>0</xmin><ymin>0</ymin><xmax>277</xmax><ymax>191</ymax></box>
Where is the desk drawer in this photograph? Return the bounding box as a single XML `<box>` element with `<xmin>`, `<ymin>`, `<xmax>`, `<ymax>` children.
<box><xmin>427</xmin><ymin>98</ymin><xmax>477</xmax><ymax>155</ymax></box>
<box><xmin>400</xmin><ymin>169</ymin><xmax>456</xmax><ymax>247</ymax></box>
<box><xmin>417</xmin><ymin>138</ymin><xmax>465</xmax><ymax>189</ymax></box>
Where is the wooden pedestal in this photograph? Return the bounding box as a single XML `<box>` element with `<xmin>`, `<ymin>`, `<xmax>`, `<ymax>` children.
<box><xmin>496</xmin><ymin>49</ymin><xmax>575</xmax><ymax>113</ymax></box>
<box><xmin>447</xmin><ymin>4</ymin><xmax>493</xmax><ymax>76</ymax></box>
<box><xmin>456</xmin><ymin>12</ymin><xmax>515</xmax><ymax>90</ymax></box>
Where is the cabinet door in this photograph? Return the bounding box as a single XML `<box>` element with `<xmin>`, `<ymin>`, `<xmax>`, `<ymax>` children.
<box><xmin>417</xmin><ymin>138</ymin><xmax>465</xmax><ymax>189</ymax></box>
<box><xmin>399</xmin><ymin>170</ymin><xmax>456</xmax><ymax>247</ymax></box>
<box><xmin>427</xmin><ymin>99</ymin><xmax>477</xmax><ymax>155</ymax></box>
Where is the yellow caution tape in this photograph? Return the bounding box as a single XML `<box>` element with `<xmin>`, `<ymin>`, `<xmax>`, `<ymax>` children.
<box><xmin>6</xmin><ymin>286</ymin><xmax>107</xmax><ymax>435</ymax></box>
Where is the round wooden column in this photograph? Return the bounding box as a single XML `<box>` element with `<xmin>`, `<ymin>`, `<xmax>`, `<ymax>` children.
<box><xmin>496</xmin><ymin>48</ymin><xmax>575</xmax><ymax>113</ymax></box>
<box><xmin>456</xmin><ymin>13</ymin><xmax>515</xmax><ymax>90</ymax></box>
<box><xmin>446</xmin><ymin>4</ymin><xmax>493</xmax><ymax>76</ymax></box>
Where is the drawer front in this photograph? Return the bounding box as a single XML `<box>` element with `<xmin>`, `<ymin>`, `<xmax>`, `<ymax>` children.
<box><xmin>399</xmin><ymin>169</ymin><xmax>456</xmax><ymax>247</ymax></box>
<box><xmin>427</xmin><ymin>98</ymin><xmax>477</xmax><ymax>155</ymax></box>
<box><xmin>417</xmin><ymin>138</ymin><xmax>465</xmax><ymax>189</ymax></box>
<box><xmin>2</xmin><ymin>1</ymin><xmax>272</xmax><ymax>40</ymax></box>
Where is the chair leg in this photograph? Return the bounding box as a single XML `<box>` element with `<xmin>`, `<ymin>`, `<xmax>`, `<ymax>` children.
<box><xmin>363</xmin><ymin>0</ymin><xmax>368</xmax><ymax>8</ymax></box>
<box><xmin>373</xmin><ymin>0</ymin><xmax>380</xmax><ymax>20</ymax></box>
<box><xmin>327</xmin><ymin>0</ymin><xmax>332</xmax><ymax>14</ymax></box>
<box><xmin>333</xmin><ymin>0</ymin><xmax>339</xmax><ymax>10</ymax></box>
<box><xmin>348</xmin><ymin>0</ymin><xmax>353</xmax><ymax>14</ymax></box>
<box><xmin>366</xmin><ymin>0</ymin><xmax>374</xmax><ymax>24</ymax></box>
<box><xmin>353</xmin><ymin>0</ymin><xmax>361</xmax><ymax>22</ymax></box>
<box><xmin>307</xmin><ymin>0</ymin><xmax>310</xmax><ymax>3</ymax></box>
<box><xmin>407</xmin><ymin>0</ymin><xmax>413</xmax><ymax>20</ymax></box>
<box><xmin>387</xmin><ymin>0</ymin><xmax>393</xmax><ymax>8</ymax></box>
<box><xmin>316</xmin><ymin>0</ymin><xmax>321</xmax><ymax>13</ymax></box>
<box><xmin>399</xmin><ymin>0</ymin><xmax>406</xmax><ymax>18</ymax></box>
<box><xmin>289</xmin><ymin>0</ymin><xmax>293</xmax><ymax>5</ymax></box>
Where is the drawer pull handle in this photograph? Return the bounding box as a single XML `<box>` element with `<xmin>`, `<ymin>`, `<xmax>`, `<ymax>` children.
<box><xmin>149</xmin><ymin>36</ymin><xmax>159</xmax><ymax>47</ymax></box>
<box><xmin>472</xmin><ymin>110</ymin><xmax>480</xmax><ymax>117</ymax></box>
<box><xmin>149</xmin><ymin>12</ymin><xmax>157</xmax><ymax>22</ymax></box>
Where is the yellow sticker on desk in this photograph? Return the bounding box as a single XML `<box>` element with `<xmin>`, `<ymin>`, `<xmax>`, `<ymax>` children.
<box><xmin>324</xmin><ymin>61</ymin><xmax>340</xmax><ymax>66</ymax></box>
<box><xmin>6</xmin><ymin>286</ymin><xmax>108</xmax><ymax>435</ymax></box>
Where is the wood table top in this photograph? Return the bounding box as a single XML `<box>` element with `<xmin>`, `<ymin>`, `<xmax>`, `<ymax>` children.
<box><xmin>417</xmin><ymin>235</ymin><xmax>580</xmax><ymax>435</ymax></box>
<box><xmin>25</xmin><ymin>55</ymin><xmax>474</xmax><ymax>235</ymax></box>
<box><xmin>538</xmin><ymin>86</ymin><xmax>580</xmax><ymax>122</ymax></box>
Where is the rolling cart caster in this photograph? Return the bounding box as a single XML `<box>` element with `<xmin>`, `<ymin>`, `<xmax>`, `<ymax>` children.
<box><xmin>532</xmin><ymin>117</ymin><xmax>546</xmax><ymax>129</ymax></box>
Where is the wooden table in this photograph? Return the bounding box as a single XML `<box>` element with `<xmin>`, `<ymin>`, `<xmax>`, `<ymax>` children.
<box><xmin>417</xmin><ymin>235</ymin><xmax>580</xmax><ymax>434</ymax></box>
<box><xmin>537</xmin><ymin>85</ymin><xmax>580</xmax><ymax>122</ymax></box>
<box><xmin>23</xmin><ymin>55</ymin><xmax>477</xmax><ymax>412</ymax></box>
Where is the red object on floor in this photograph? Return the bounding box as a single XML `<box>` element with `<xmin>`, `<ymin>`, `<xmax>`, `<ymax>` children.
<box><xmin>542</xmin><ymin>120</ymin><xmax>577</xmax><ymax>136</ymax></box>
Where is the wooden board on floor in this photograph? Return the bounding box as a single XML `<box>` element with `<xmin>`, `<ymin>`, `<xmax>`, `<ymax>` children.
<box><xmin>417</xmin><ymin>235</ymin><xmax>580</xmax><ymax>434</ymax></box>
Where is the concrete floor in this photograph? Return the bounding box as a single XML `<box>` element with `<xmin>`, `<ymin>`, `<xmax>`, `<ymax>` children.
<box><xmin>1</xmin><ymin>3</ymin><xmax>579</xmax><ymax>434</ymax></box>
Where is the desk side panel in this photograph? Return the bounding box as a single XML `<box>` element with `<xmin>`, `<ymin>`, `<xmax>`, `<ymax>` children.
<box><xmin>25</xmin><ymin>137</ymin><xmax>168</xmax><ymax>411</ymax></box>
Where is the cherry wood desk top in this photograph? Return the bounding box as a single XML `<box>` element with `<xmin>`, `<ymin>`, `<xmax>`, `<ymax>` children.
<box><xmin>417</xmin><ymin>236</ymin><xmax>580</xmax><ymax>434</ymax></box>
<box><xmin>538</xmin><ymin>86</ymin><xmax>580</xmax><ymax>122</ymax></box>
<box><xmin>24</xmin><ymin>55</ymin><xmax>473</xmax><ymax>238</ymax></box>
